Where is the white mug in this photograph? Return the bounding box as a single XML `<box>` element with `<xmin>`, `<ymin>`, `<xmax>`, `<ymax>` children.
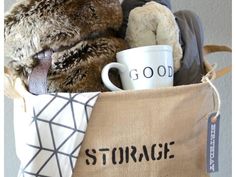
<box><xmin>101</xmin><ymin>45</ymin><xmax>173</xmax><ymax>91</ymax></box>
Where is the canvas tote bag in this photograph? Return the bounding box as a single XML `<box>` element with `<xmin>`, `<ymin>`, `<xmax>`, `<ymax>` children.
<box><xmin>4</xmin><ymin>45</ymin><xmax>231</xmax><ymax>177</ymax></box>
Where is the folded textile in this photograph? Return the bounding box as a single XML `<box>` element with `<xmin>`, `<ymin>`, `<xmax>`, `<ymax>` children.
<box><xmin>118</xmin><ymin>0</ymin><xmax>171</xmax><ymax>38</ymax></box>
<box><xmin>14</xmin><ymin>92</ymin><xmax>100</xmax><ymax>177</ymax></box>
<box><xmin>174</xmin><ymin>10</ymin><xmax>206</xmax><ymax>85</ymax></box>
<box><xmin>125</xmin><ymin>2</ymin><xmax>183</xmax><ymax>72</ymax></box>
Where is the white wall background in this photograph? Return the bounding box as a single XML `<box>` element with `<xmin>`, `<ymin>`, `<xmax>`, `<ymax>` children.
<box><xmin>4</xmin><ymin>0</ymin><xmax>231</xmax><ymax>177</ymax></box>
<box><xmin>171</xmin><ymin>1</ymin><xmax>232</xmax><ymax>177</ymax></box>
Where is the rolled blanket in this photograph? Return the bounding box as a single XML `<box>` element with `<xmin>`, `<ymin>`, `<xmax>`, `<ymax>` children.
<box><xmin>118</xmin><ymin>0</ymin><xmax>172</xmax><ymax>38</ymax></box>
<box><xmin>125</xmin><ymin>2</ymin><xmax>183</xmax><ymax>72</ymax></box>
<box><xmin>174</xmin><ymin>10</ymin><xmax>206</xmax><ymax>85</ymax></box>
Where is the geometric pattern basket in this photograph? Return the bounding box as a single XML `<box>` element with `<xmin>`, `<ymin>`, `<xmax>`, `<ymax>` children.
<box><xmin>15</xmin><ymin>92</ymin><xmax>99</xmax><ymax>177</ymax></box>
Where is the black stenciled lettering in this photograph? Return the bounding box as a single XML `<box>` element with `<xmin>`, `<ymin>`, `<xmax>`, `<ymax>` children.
<box><xmin>143</xmin><ymin>67</ymin><xmax>154</xmax><ymax>78</ymax></box>
<box><xmin>157</xmin><ymin>65</ymin><xmax>166</xmax><ymax>77</ymax></box>
<box><xmin>85</xmin><ymin>141</ymin><xmax>176</xmax><ymax>166</ymax></box>
<box><xmin>130</xmin><ymin>146</ymin><xmax>137</xmax><ymax>162</ymax></box>
<box><xmin>112</xmin><ymin>148</ymin><xmax>117</xmax><ymax>165</ymax></box>
<box><xmin>125</xmin><ymin>146</ymin><xmax>129</xmax><ymax>163</ymax></box>
<box><xmin>119</xmin><ymin>147</ymin><xmax>124</xmax><ymax>164</ymax></box>
<box><xmin>129</xmin><ymin>69</ymin><xmax>138</xmax><ymax>80</ymax></box>
<box><xmin>142</xmin><ymin>145</ymin><xmax>150</xmax><ymax>161</ymax></box>
<box><xmin>156</xmin><ymin>144</ymin><xmax>163</xmax><ymax>160</ymax></box>
<box><xmin>169</xmin><ymin>141</ymin><xmax>175</xmax><ymax>159</ymax></box>
<box><xmin>138</xmin><ymin>145</ymin><xmax>150</xmax><ymax>162</ymax></box>
<box><xmin>99</xmin><ymin>148</ymin><xmax>110</xmax><ymax>165</ymax></box>
<box><xmin>151</xmin><ymin>144</ymin><xmax>157</xmax><ymax>160</ymax></box>
<box><xmin>85</xmin><ymin>149</ymin><xmax>96</xmax><ymax>165</ymax></box>
<box><xmin>164</xmin><ymin>141</ymin><xmax>175</xmax><ymax>159</ymax></box>
<box><xmin>168</xmin><ymin>66</ymin><xmax>173</xmax><ymax>77</ymax></box>
<box><xmin>164</xmin><ymin>143</ymin><xmax>170</xmax><ymax>159</ymax></box>
<box><xmin>139</xmin><ymin>153</ymin><xmax>144</xmax><ymax>161</ymax></box>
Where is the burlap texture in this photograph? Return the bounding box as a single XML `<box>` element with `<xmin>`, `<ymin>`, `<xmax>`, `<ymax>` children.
<box><xmin>73</xmin><ymin>82</ymin><xmax>215</xmax><ymax>177</ymax></box>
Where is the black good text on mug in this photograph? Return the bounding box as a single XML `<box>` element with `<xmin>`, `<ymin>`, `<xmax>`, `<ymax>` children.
<box><xmin>129</xmin><ymin>65</ymin><xmax>173</xmax><ymax>80</ymax></box>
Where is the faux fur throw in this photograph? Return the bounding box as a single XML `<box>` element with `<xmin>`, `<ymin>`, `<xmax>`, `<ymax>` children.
<box><xmin>125</xmin><ymin>2</ymin><xmax>183</xmax><ymax>72</ymax></box>
<box><xmin>4</xmin><ymin>0</ymin><xmax>128</xmax><ymax>93</ymax></box>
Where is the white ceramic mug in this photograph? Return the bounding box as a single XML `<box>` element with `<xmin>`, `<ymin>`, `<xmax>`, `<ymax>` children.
<box><xmin>102</xmin><ymin>45</ymin><xmax>173</xmax><ymax>91</ymax></box>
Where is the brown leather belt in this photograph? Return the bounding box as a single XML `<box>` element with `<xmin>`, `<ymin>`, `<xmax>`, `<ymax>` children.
<box><xmin>28</xmin><ymin>58</ymin><xmax>51</xmax><ymax>95</ymax></box>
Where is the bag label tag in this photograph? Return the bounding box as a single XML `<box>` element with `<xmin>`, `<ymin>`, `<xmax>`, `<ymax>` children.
<box><xmin>207</xmin><ymin>113</ymin><xmax>220</xmax><ymax>173</ymax></box>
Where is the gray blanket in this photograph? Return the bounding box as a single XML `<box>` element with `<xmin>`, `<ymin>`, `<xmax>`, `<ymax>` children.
<box><xmin>174</xmin><ymin>10</ymin><xmax>206</xmax><ymax>85</ymax></box>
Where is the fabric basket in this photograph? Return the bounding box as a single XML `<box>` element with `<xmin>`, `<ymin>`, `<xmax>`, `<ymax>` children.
<box><xmin>4</xmin><ymin>45</ymin><xmax>231</xmax><ymax>177</ymax></box>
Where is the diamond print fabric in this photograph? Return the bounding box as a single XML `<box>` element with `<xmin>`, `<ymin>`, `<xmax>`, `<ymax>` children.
<box><xmin>15</xmin><ymin>92</ymin><xmax>100</xmax><ymax>177</ymax></box>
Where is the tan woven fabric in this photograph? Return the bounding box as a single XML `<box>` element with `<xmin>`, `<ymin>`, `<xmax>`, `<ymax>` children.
<box><xmin>73</xmin><ymin>82</ymin><xmax>215</xmax><ymax>177</ymax></box>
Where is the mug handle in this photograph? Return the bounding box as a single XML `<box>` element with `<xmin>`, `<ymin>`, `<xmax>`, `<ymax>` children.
<box><xmin>101</xmin><ymin>62</ymin><xmax>127</xmax><ymax>91</ymax></box>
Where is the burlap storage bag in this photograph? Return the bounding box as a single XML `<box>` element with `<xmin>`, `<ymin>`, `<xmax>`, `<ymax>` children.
<box><xmin>4</xmin><ymin>45</ymin><xmax>231</xmax><ymax>177</ymax></box>
<box><xmin>73</xmin><ymin>82</ymin><xmax>213</xmax><ymax>177</ymax></box>
<box><xmin>72</xmin><ymin>45</ymin><xmax>231</xmax><ymax>177</ymax></box>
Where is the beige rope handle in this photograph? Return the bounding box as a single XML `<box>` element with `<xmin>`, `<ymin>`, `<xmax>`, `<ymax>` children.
<box><xmin>203</xmin><ymin>44</ymin><xmax>232</xmax><ymax>79</ymax></box>
<box><xmin>203</xmin><ymin>44</ymin><xmax>232</xmax><ymax>55</ymax></box>
<box><xmin>4</xmin><ymin>66</ymin><xmax>22</xmax><ymax>99</ymax></box>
